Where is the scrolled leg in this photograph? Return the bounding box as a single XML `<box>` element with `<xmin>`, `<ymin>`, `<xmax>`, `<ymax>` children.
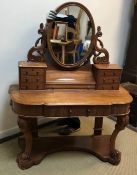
<box><xmin>109</xmin><ymin>115</ymin><xmax>129</xmax><ymax>165</ymax></box>
<box><xmin>17</xmin><ymin>116</ymin><xmax>35</xmax><ymax>169</ymax></box>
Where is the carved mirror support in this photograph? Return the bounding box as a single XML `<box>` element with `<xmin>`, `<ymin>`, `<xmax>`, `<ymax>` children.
<box><xmin>27</xmin><ymin>2</ymin><xmax>109</xmax><ymax>69</ymax></box>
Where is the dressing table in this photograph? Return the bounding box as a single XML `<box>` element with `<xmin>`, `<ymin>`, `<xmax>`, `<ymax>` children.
<box><xmin>9</xmin><ymin>2</ymin><xmax>132</xmax><ymax>170</ymax></box>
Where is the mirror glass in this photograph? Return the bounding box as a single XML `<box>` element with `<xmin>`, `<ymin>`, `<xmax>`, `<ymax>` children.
<box><xmin>47</xmin><ymin>3</ymin><xmax>95</xmax><ymax>68</ymax></box>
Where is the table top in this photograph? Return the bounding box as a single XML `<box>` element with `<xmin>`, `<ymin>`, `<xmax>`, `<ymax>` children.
<box><xmin>9</xmin><ymin>85</ymin><xmax>132</xmax><ymax>106</ymax></box>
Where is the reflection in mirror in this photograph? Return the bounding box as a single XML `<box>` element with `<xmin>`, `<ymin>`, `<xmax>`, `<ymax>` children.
<box><xmin>49</xmin><ymin>6</ymin><xmax>93</xmax><ymax>65</ymax></box>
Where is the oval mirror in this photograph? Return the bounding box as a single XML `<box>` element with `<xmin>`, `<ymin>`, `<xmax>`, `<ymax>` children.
<box><xmin>47</xmin><ymin>2</ymin><xmax>95</xmax><ymax>69</ymax></box>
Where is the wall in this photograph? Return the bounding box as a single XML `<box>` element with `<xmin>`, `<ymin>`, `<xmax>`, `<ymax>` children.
<box><xmin>0</xmin><ymin>0</ymin><xmax>133</xmax><ymax>138</ymax></box>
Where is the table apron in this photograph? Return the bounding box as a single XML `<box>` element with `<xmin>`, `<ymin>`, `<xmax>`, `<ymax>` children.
<box><xmin>12</xmin><ymin>102</ymin><xmax>130</xmax><ymax>117</ymax></box>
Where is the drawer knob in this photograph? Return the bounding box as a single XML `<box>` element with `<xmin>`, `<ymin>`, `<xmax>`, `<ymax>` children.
<box><xmin>68</xmin><ymin>109</ymin><xmax>72</xmax><ymax>115</ymax></box>
<box><xmin>87</xmin><ymin>109</ymin><xmax>91</xmax><ymax>116</ymax></box>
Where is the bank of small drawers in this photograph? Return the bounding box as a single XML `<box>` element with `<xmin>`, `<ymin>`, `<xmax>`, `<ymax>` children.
<box><xmin>92</xmin><ymin>64</ymin><xmax>122</xmax><ymax>90</ymax></box>
<box><xmin>19</xmin><ymin>61</ymin><xmax>47</xmax><ymax>90</ymax></box>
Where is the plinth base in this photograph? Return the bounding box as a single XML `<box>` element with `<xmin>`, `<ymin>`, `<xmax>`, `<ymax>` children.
<box><xmin>17</xmin><ymin>135</ymin><xmax>121</xmax><ymax>169</ymax></box>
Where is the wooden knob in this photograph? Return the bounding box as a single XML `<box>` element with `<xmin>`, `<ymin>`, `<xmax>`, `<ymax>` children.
<box><xmin>87</xmin><ymin>109</ymin><xmax>91</xmax><ymax>116</ymax></box>
<box><xmin>69</xmin><ymin>109</ymin><xmax>72</xmax><ymax>115</ymax></box>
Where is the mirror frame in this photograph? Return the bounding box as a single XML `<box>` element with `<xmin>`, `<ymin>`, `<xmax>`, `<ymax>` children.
<box><xmin>47</xmin><ymin>2</ymin><xmax>95</xmax><ymax>69</ymax></box>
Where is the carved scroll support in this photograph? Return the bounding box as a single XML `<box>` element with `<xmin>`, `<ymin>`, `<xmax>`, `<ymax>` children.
<box><xmin>27</xmin><ymin>23</ymin><xmax>48</xmax><ymax>62</ymax></box>
<box><xmin>17</xmin><ymin>116</ymin><xmax>38</xmax><ymax>170</ymax></box>
<box><xmin>109</xmin><ymin>114</ymin><xmax>129</xmax><ymax>165</ymax></box>
<box><xmin>93</xmin><ymin>26</ymin><xmax>109</xmax><ymax>64</ymax></box>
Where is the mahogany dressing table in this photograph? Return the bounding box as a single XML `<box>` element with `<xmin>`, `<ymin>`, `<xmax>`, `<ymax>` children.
<box><xmin>9</xmin><ymin>2</ymin><xmax>132</xmax><ymax>170</ymax></box>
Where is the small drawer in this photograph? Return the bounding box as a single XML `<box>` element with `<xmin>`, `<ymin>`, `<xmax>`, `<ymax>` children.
<box><xmin>96</xmin><ymin>83</ymin><xmax>119</xmax><ymax>90</ymax></box>
<box><xmin>20</xmin><ymin>68</ymin><xmax>45</xmax><ymax>76</ymax></box>
<box><xmin>97</xmin><ymin>70</ymin><xmax>121</xmax><ymax>77</ymax></box>
<box><xmin>96</xmin><ymin>76</ymin><xmax>120</xmax><ymax>84</ymax></box>
<box><xmin>20</xmin><ymin>82</ymin><xmax>45</xmax><ymax>90</ymax></box>
<box><xmin>20</xmin><ymin>75</ymin><xmax>45</xmax><ymax>83</ymax></box>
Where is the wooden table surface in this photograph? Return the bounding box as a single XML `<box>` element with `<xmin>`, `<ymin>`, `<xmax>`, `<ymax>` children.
<box><xmin>9</xmin><ymin>85</ymin><xmax>132</xmax><ymax>106</ymax></box>
<box><xmin>9</xmin><ymin>84</ymin><xmax>132</xmax><ymax>169</ymax></box>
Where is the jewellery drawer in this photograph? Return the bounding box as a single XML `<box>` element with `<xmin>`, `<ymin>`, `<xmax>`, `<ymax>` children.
<box><xmin>20</xmin><ymin>67</ymin><xmax>45</xmax><ymax>76</ymax></box>
<box><xmin>96</xmin><ymin>76</ymin><xmax>120</xmax><ymax>84</ymax></box>
<box><xmin>18</xmin><ymin>61</ymin><xmax>47</xmax><ymax>90</ymax></box>
<box><xmin>20</xmin><ymin>75</ymin><xmax>45</xmax><ymax>83</ymax></box>
<box><xmin>96</xmin><ymin>70</ymin><xmax>121</xmax><ymax>77</ymax></box>
<box><xmin>20</xmin><ymin>82</ymin><xmax>45</xmax><ymax>90</ymax></box>
<box><xmin>96</xmin><ymin>83</ymin><xmax>119</xmax><ymax>90</ymax></box>
<box><xmin>92</xmin><ymin>64</ymin><xmax>122</xmax><ymax>79</ymax></box>
<box><xmin>92</xmin><ymin>64</ymin><xmax>122</xmax><ymax>90</ymax></box>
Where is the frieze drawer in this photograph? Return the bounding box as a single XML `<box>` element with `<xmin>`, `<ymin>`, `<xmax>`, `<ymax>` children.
<box><xmin>44</xmin><ymin>105</ymin><xmax>111</xmax><ymax>117</ymax></box>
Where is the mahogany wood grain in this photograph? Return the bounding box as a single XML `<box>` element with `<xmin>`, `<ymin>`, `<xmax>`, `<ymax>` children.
<box><xmin>16</xmin><ymin>113</ymin><xmax>129</xmax><ymax>169</ymax></box>
<box><xmin>46</xmin><ymin>68</ymin><xmax>95</xmax><ymax>89</ymax></box>
<box><xmin>9</xmin><ymin>85</ymin><xmax>132</xmax><ymax>106</ymax></box>
<box><xmin>19</xmin><ymin>61</ymin><xmax>47</xmax><ymax>68</ymax></box>
<box><xmin>8</xmin><ymin>2</ymin><xmax>132</xmax><ymax>169</ymax></box>
<box><xmin>9</xmin><ymin>84</ymin><xmax>132</xmax><ymax>169</ymax></box>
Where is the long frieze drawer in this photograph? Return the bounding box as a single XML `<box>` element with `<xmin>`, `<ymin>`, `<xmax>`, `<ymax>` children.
<box><xmin>96</xmin><ymin>84</ymin><xmax>119</xmax><ymax>90</ymax></box>
<box><xmin>20</xmin><ymin>75</ymin><xmax>45</xmax><ymax>83</ymax></box>
<box><xmin>44</xmin><ymin>105</ymin><xmax>111</xmax><ymax>117</ymax></box>
<box><xmin>96</xmin><ymin>76</ymin><xmax>120</xmax><ymax>84</ymax></box>
<box><xmin>20</xmin><ymin>68</ymin><xmax>45</xmax><ymax>76</ymax></box>
<box><xmin>12</xmin><ymin>103</ymin><xmax>129</xmax><ymax>117</ymax></box>
<box><xmin>20</xmin><ymin>83</ymin><xmax>45</xmax><ymax>90</ymax></box>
